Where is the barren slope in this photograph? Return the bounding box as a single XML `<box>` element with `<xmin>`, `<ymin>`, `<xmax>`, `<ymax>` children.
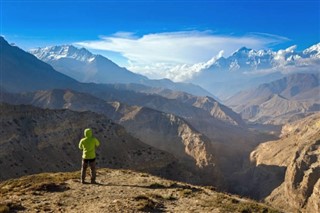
<box><xmin>0</xmin><ymin>169</ymin><xmax>280</xmax><ymax>213</ymax></box>
<box><xmin>0</xmin><ymin>103</ymin><xmax>176</xmax><ymax>181</ymax></box>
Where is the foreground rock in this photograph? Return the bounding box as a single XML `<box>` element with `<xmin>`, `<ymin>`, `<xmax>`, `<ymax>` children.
<box><xmin>0</xmin><ymin>168</ymin><xmax>280</xmax><ymax>213</ymax></box>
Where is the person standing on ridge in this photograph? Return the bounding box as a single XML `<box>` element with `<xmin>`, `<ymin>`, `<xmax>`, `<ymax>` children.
<box><xmin>79</xmin><ymin>128</ymin><xmax>100</xmax><ymax>184</ymax></box>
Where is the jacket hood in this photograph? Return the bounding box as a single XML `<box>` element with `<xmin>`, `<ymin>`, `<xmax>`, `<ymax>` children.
<box><xmin>84</xmin><ymin>128</ymin><xmax>92</xmax><ymax>138</ymax></box>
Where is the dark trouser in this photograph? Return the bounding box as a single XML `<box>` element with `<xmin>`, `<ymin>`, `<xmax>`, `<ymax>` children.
<box><xmin>81</xmin><ymin>158</ymin><xmax>96</xmax><ymax>182</ymax></box>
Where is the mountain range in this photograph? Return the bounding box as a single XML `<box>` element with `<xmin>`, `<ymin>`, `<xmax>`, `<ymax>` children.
<box><xmin>0</xmin><ymin>36</ymin><xmax>276</xmax><ymax>187</ymax></box>
<box><xmin>188</xmin><ymin>43</ymin><xmax>320</xmax><ymax>99</ymax></box>
<box><xmin>0</xmin><ymin>37</ymin><xmax>246</xmax><ymax>142</ymax></box>
<box><xmin>30</xmin><ymin>44</ymin><xmax>215</xmax><ymax>98</ymax></box>
<box><xmin>225</xmin><ymin>73</ymin><xmax>320</xmax><ymax>124</ymax></box>
<box><xmin>1</xmin><ymin>37</ymin><xmax>235</xmax><ymax>132</ymax></box>
<box><xmin>28</xmin><ymin>39</ymin><xmax>320</xmax><ymax>101</ymax></box>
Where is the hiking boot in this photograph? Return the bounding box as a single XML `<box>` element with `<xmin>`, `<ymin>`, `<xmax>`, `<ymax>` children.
<box><xmin>91</xmin><ymin>180</ymin><xmax>97</xmax><ymax>184</ymax></box>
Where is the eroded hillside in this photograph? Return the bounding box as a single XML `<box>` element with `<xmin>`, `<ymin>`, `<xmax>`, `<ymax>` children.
<box><xmin>250</xmin><ymin>113</ymin><xmax>320</xmax><ymax>212</ymax></box>
<box><xmin>0</xmin><ymin>103</ymin><xmax>175</xmax><ymax>180</ymax></box>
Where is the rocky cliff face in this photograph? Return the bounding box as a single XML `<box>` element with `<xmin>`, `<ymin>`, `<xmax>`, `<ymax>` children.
<box><xmin>250</xmin><ymin>113</ymin><xmax>320</xmax><ymax>212</ymax></box>
<box><xmin>0</xmin><ymin>103</ymin><xmax>177</xmax><ymax>181</ymax></box>
<box><xmin>109</xmin><ymin>102</ymin><xmax>222</xmax><ymax>186</ymax></box>
<box><xmin>110</xmin><ymin>102</ymin><xmax>215</xmax><ymax>168</ymax></box>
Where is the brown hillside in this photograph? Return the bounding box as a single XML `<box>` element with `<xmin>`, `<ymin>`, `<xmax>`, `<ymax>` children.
<box><xmin>0</xmin><ymin>103</ymin><xmax>176</xmax><ymax>181</ymax></box>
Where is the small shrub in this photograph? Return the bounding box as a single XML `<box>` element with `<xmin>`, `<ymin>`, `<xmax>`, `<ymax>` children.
<box><xmin>0</xmin><ymin>202</ymin><xmax>25</xmax><ymax>213</ymax></box>
<box><xmin>148</xmin><ymin>183</ymin><xmax>167</xmax><ymax>189</ymax></box>
<box><xmin>178</xmin><ymin>189</ymin><xmax>193</xmax><ymax>197</ymax></box>
<box><xmin>160</xmin><ymin>193</ymin><xmax>177</xmax><ymax>201</ymax></box>
<box><xmin>134</xmin><ymin>195</ymin><xmax>164</xmax><ymax>212</ymax></box>
<box><xmin>32</xmin><ymin>183</ymin><xmax>70</xmax><ymax>193</ymax></box>
<box><xmin>0</xmin><ymin>204</ymin><xmax>9</xmax><ymax>213</ymax></box>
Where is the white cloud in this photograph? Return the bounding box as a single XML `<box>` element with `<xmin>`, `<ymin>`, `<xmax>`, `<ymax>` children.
<box><xmin>244</xmin><ymin>47</ymin><xmax>320</xmax><ymax>76</ymax></box>
<box><xmin>76</xmin><ymin>31</ymin><xmax>289</xmax><ymax>81</ymax></box>
<box><xmin>273</xmin><ymin>45</ymin><xmax>297</xmax><ymax>62</ymax></box>
<box><xmin>125</xmin><ymin>51</ymin><xmax>225</xmax><ymax>81</ymax></box>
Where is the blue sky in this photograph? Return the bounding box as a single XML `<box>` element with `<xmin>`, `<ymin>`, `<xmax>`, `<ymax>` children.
<box><xmin>1</xmin><ymin>0</ymin><xmax>319</xmax><ymax>79</ymax></box>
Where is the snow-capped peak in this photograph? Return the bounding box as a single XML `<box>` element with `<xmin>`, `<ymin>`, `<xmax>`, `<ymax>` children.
<box><xmin>238</xmin><ymin>47</ymin><xmax>252</xmax><ymax>52</ymax></box>
<box><xmin>30</xmin><ymin>45</ymin><xmax>96</xmax><ymax>62</ymax></box>
<box><xmin>231</xmin><ymin>47</ymin><xmax>252</xmax><ymax>56</ymax></box>
<box><xmin>303</xmin><ymin>43</ymin><xmax>320</xmax><ymax>58</ymax></box>
<box><xmin>207</xmin><ymin>43</ymin><xmax>320</xmax><ymax>73</ymax></box>
<box><xmin>273</xmin><ymin>45</ymin><xmax>297</xmax><ymax>61</ymax></box>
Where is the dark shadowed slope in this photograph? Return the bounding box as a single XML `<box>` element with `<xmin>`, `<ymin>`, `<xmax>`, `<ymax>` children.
<box><xmin>0</xmin><ymin>37</ymin><xmax>80</xmax><ymax>93</ymax></box>
<box><xmin>0</xmin><ymin>103</ymin><xmax>179</xmax><ymax>181</ymax></box>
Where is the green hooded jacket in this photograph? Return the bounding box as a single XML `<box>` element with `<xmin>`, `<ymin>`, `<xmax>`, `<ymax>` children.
<box><xmin>78</xmin><ymin>128</ymin><xmax>100</xmax><ymax>159</ymax></box>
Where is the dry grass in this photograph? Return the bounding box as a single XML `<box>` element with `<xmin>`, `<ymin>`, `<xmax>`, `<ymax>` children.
<box><xmin>200</xmin><ymin>193</ymin><xmax>281</xmax><ymax>213</ymax></box>
<box><xmin>148</xmin><ymin>182</ymin><xmax>168</xmax><ymax>189</ymax></box>
<box><xmin>0</xmin><ymin>171</ymin><xmax>78</xmax><ymax>194</ymax></box>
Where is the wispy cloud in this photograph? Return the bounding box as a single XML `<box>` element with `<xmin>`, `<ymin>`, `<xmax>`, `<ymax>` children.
<box><xmin>76</xmin><ymin>31</ymin><xmax>289</xmax><ymax>81</ymax></box>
